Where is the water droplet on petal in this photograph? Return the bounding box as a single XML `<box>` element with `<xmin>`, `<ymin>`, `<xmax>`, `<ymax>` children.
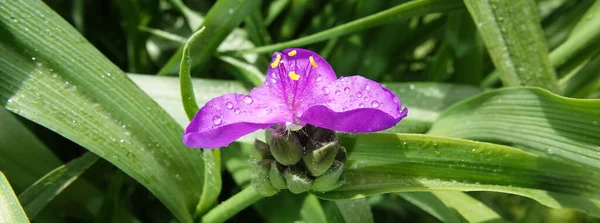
<box><xmin>364</xmin><ymin>97</ymin><xmax>369</xmax><ymax>102</ymax></box>
<box><xmin>212</xmin><ymin>116</ymin><xmax>222</xmax><ymax>125</ymax></box>
<box><xmin>344</xmin><ymin>87</ymin><xmax>350</xmax><ymax>93</ymax></box>
<box><xmin>271</xmin><ymin>78</ymin><xmax>277</xmax><ymax>84</ymax></box>
<box><xmin>371</xmin><ymin>101</ymin><xmax>380</xmax><ymax>108</ymax></box>
<box><xmin>356</xmin><ymin>91</ymin><xmax>362</xmax><ymax>98</ymax></box>
<box><xmin>322</xmin><ymin>87</ymin><xmax>330</xmax><ymax>95</ymax></box>
<box><xmin>365</xmin><ymin>85</ymin><xmax>370</xmax><ymax>90</ymax></box>
<box><xmin>342</xmin><ymin>106</ymin><xmax>348</xmax><ymax>111</ymax></box>
<box><xmin>393</xmin><ymin>97</ymin><xmax>399</xmax><ymax>104</ymax></box>
<box><xmin>316</xmin><ymin>75</ymin><xmax>322</xmax><ymax>82</ymax></box>
<box><xmin>243</xmin><ymin>96</ymin><xmax>253</xmax><ymax>104</ymax></box>
<box><xmin>226</xmin><ymin>102</ymin><xmax>233</xmax><ymax>109</ymax></box>
<box><xmin>234</xmin><ymin>108</ymin><xmax>241</xmax><ymax>114</ymax></box>
<box><xmin>358</xmin><ymin>103</ymin><xmax>365</xmax><ymax>108</ymax></box>
<box><xmin>335</xmin><ymin>90</ymin><xmax>341</xmax><ymax>95</ymax></box>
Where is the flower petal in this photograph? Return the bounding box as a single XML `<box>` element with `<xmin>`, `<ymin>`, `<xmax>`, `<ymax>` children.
<box><xmin>298</xmin><ymin>76</ymin><xmax>407</xmax><ymax>133</ymax></box>
<box><xmin>183</xmin><ymin>86</ymin><xmax>292</xmax><ymax>148</ymax></box>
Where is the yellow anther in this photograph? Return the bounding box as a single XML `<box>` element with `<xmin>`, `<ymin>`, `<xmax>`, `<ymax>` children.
<box><xmin>309</xmin><ymin>56</ymin><xmax>318</xmax><ymax>68</ymax></box>
<box><xmin>288</xmin><ymin>71</ymin><xmax>300</xmax><ymax>81</ymax></box>
<box><xmin>288</xmin><ymin>50</ymin><xmax>297</xmax><ymax>56</ymax></box>
<box><xmin>271</xmin><ymin>54</ymin><xmax>281</xmax><ymax>68</ymax></box>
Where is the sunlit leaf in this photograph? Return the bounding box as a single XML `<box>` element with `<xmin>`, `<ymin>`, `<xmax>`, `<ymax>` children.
<box><xmin>0</xmin><ymin>172</ymin><xmax>29</xmax><ymax>223</ymax></box>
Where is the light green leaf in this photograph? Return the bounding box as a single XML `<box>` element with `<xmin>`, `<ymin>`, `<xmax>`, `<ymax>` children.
<box><xmin>300</xmin><ymin>194</ymin><xmax>328</xmax><ymax>223</ymax></box>
<box><xmin>428</xmin><ymin>87</ymin><xmax>600</xmax><ymax>172</ymax></box>
<box><xmin>431</xmin><ymin>191</ymin><xmax>502</xmax><ymax>223</ymax></box>
<box><xmin>0</xmin><ymin>2</ymin><xmax>206</xmax><ymax>222</ymax></box>
<box><xmin>464</xmin><ymin>0</ymin><xmax>561</xmax><ymax>93</ymax></box>
<box><xmin>383</xmin><ymin>83</ymin><xmax>482</xmax><ymax>133</ymax></box>
<box><xmin>0</xmin><ymin>172</ymin><xmax>29</xmax><ymax>223</ymax></box>
<box><xmin>18</xmin><ymin>152</ymin><xmax>99</xmax><ymax>219</ymax></box>
<box><xmin>223</xmin><ymin>0</ymin><xmax>464</xmax><ymax>55</ymax></box>
<box><xmin>317</xmin><ymin>134</ymin><xmax>600</xmax><ymax>217</ymax></box>
<box><xmin>549</xmin><ymin>0</ymin><xmax>600</xmax><ymax>69</ymax></box>
<box><xmin>158</xmin><ymin>0</ymin><xmax>260</xmax><ymax>75</ymax></box>
<box><xmin>180</xmin><ymin>27</ymin><xmax>205</xmax><ymax>119</ymax></box>
<box><xmin>335</xmin><ymin>198</ymin><xmax>374</xmax><ymax>223</ymax></box>
<box><xmin>400</xmin><ymin>192</ymin><xmax>463</xmax><ymax>223</ymax></box>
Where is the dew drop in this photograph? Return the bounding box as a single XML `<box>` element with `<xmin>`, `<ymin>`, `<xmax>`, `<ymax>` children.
<box><xmin>243</xmin><ymin>96</ymin><xmax>253</xmax><ymax>104</ymax></box>
<box><xmin>342</xmin><ymin>106</ymin><xmax>348</xmax><ymax>111</ymax></box>
<box><xmin>364</xmin><ymin>97</ymin><xmax>369</xmax><ymax>102</ymax></box>
<box><xmin>371</xmin><ymin>100</ymin><xmax>380</xmax><ymax>108</ymax></box>
<box><xmin>316</xmin><ymin>75</ymin><xmax>322</xmax><ymax>82</ymax></box>
<box><xmin>356</xmin><ymin>91</ymin><xmax>362</xmax><ymax>98</ymax></box>
<box><xmin>212</xmin><ymin>116</ymin><xmax>222</xmax><ymax>125</ymax></box>
<box><xmin>31</xmin><ymin>57</ymin><xmax>36</xmax><ymax>61</ymax></box>
<box><xmin>335</xmin><ymin>90</ymin><xmax>341</xmax><ymax>95</ymax></box>
<box><xmin>365</xmin><ymin>85</ymin><xmax>370</xmax><ymax>90</ymax></box>
<box><xmin>409</xmin><ymin>84</ymin><xmax>415</xmax><ymax>90</ymax></box>
<box><xmin>322</xmin><ymin>87</ymin><xmax>330</xmax><ymax>95</ymax></box>
<box><xmin>593</xmin><ymin>121</ymin><xmax>598</xmax><ymax>126</ymax></box>
<box><xmin>271</xmin><ymin>78</ymin><xmax>277</xmax><ymax>84</ymax></box>
<box><xmin>546</xmin><ymin>148</ymin><xmax>554</xmax><ymax>155</ymax></box>
<box><xmin>226</xmin><ymin>102</ymin><xmax>233</xmax><ymax>110</ymax></box>
<box><xmin>344</xmin><ymin>87</ymin><xmax>350</xmax><ymax>93</ymax></box>
<box><xmin>358</xmin><ymin>102</ymin><xmax>365</xmax><ymax>108</ymax></box>
<box><xmin>234</xmin><ymin>108</ymin><xmax>241</xmax><ymax>114</ymax></box>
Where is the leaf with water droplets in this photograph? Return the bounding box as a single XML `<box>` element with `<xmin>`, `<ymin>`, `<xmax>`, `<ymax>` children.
<box><xmin>318</xmin><ymin>133</ymin><xmax>600</xmax><ymax>217</ymax></box>
<box><xmin>429</xmin><ymin>87</ymin><xmax>600</xmax><ymax>172</ymax></box>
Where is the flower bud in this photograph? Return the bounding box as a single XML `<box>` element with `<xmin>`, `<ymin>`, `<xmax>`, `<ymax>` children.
<box><xmin>269</xmin><ymin>161</ymin><xmax>287</xmax><ymax>189</ymax></box>
<box><xmin>253</xmin><ymin>139</ymin><xmax>272</xmax><ymax>160</ymax></box>
<box><xmin>303</xmin><ymin>142</ymin><xmax>338</xmax><ymax>176</ymax></box>
<box><xmin>335</xmin><ymin>146</ymin><xmax>347</xmax><ymax>163</ymax></box>
<box><xmin>311</xmin><ymin>160</ymin><xmax>344</xmax><ymax>192</ymax></box>
<box><xmin>269</xmin><ymin>133</ymin><xmax>304</xmax><ymax>165</ymax></box>
<box><xmin>284</xmin><ymin>165</ymin><xmax>313</xmax><ymax>194</ymax></box>
<box><xmin>250</xmin><ymin>159</ymin><xmax>279</xmax><ymax>196</ymax></box>
<box><xmin>309</xmin><ymin>125</ymin><xmax>336</xmax><ymax>143</ymax></box>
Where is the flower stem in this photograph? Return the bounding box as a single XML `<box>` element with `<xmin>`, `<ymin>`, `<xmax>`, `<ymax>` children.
<box><xmin>200</xmin><ymin>187</ymin><xmax>264</xmax><ymax>223</ymax></box>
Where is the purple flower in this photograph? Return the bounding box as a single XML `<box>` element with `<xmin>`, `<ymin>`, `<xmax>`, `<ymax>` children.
<box><xmin>183</xmin><ymin>48</ymin><xmax>408</xmax><ymax>148</ymax></box>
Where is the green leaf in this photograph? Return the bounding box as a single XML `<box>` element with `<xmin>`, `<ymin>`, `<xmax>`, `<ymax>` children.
<box><xmin>0</xmin><ymin>172</ymin><xmax>29</xmax><ymax>223</ymax></box>
<box><xmin>18</xmin><ymin>152</ymin><xmax>99</xmax><ymax>219</ymax></box>
<box><xmin>158</xmin><ymin>0</ymin><xmax>260</xmax><ymax>75</ymax></box>
<box><xmin>94</xmin><ymin>171</ymin><xmax>124</xmax><ymax>223</ymax></box>
<box><xmin>549</xmin><ymin>0</ymin><xmax>600</xmax><ymax>69</ymax></box>
<box><xmin>400</xmin><ymin>192</ymin><xmax>463</xmax><ymax>223</ymax></box>
<box><xmin>464</xmin><ymin>0</ymin><xmax>561</xmax><ymax>93</ymax></box>
<box><xmin>316</xmin><ymin>133</ymin><xmax>600</xmax><ymax>217</ymax></box>
<box><xmin>180</xmin><ymin>27</ymin><xmax>205</xmax><ymax>119</ymax></box>
<box><xmin>0</xmin><ymin>2</ymin><xmax>206</xmax><ymax>222</ymax></box>
<box><xmin>430</xmin><ymin>191</ymin><xmax>502</xmax><ymax>223</ymax></box>
<box><xmin>335</xmin><ymin>198</ymin><xmax>374</xmax><ymax>223</ymax></box>
<box><xmin>383</xmin><ymin>83</ymin><xmax>482</xmax><ymax>133</ymax></box>
<box><xmin>224</xmin><ymin>0</ymin><xmax>464</xmax><ymax>55</ymax></box>
<box><xmin>428</xmin><ymin>87</ymin><xmax>600</xmax><ymax>172</ymax></box>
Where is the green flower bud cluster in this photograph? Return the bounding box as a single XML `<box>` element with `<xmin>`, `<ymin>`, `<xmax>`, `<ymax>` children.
<box><xmin>251</xmin><ymin>125</ymin><xmax>346</xmax><ymax>196</ymax></box>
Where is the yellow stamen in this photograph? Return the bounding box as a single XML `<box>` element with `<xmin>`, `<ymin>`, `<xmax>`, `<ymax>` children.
<box><xmin>309</xmin><ymin>56</ymin><xmax>318</xmax><ymax>68</ymax></box>
<box><xmin>287</xmin><ymin>50</ymin><xmax>297</xmax><ymax>56</ymax></box>
<box><xmin>288</xmin><ymin>71</ymin><xmax>300</xmax><ymax>81</ymax></box>
<box><xmin>271</xmin><ymin>54</ymin><xmax>281</xmax><ymax>68</ymax></box>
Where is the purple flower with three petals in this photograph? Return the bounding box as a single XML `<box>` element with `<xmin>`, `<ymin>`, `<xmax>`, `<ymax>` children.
<box><xmin>183</xmin><ymin>48</ymin><xmax>408</xmax><ymax>148</ymax></box>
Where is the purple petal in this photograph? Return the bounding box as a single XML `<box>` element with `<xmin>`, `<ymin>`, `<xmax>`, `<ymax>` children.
<box><xmin>183</xmin><ymin>86</ymin><xmax>292</xmax><ymax>148</ymax></box>
<box><xmin>298</xmin><ymin>76</ymin><xmax>407</xmax><ymax>133</ymax></box>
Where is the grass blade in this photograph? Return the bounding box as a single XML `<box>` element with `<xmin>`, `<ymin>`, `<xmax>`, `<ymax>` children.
<box><xmin>0</xmin><ymin>172</ymin><xmax>29</xmax><ymax>223</ymax></box>
<box><xmin>431</xmin><ymin>191</ymin><xmax>502</xmax><ymax>223</ymax></box>
<box><xmin>400</xmin><ymin>192</ymin><xmax>463</xmax><ymax>223</ymax></box>
<box><xmin>335</xmin><ymin>198</ymin><xmax>374</xmax><ymax>223</ymax></box>
<box><xmin>464</xmin><ymin>0</ymin><xmax>561</xmax><ymax>93</ymax></box>
<box><xmin>223</xmin><ymin>0</ymin><xmax>464</xmax><ymax>55</ymax></box>
<box><xmin>428</xmin><ymin>87</ymin><xmax>600</xmax><ymax>172</ymax></box>
<box><xmin>317</xmin><ymin>133</ymin><xmax>600</xmax><ymax>217</ymax></box>
<box><xmin>158</xmin><ymin>0</ymin><xmax>260</xmax><ymax>75</ymax></box>
<box><xmin>0</xmin><ymin>2</ymin><xmax>207</xmax><ymax>222</ymax></box>
<box><xmin>18</xmin><ymin>152</ymin><xmax>99</xmax><ymax>219</ymax></box>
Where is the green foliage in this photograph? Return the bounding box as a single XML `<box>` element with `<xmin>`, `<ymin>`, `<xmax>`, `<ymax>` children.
<box><xmin>1</xmin><ymin>0</ymin><xmax>599</xmax><ymax>222</ymax></box>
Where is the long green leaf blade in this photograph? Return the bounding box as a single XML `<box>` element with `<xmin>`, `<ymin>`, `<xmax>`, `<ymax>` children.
<box><xmin>400</xmin><ymin>192</ymin><xmax>463</xmax><ymax>223</ymax></box>
<box><xmin>224</xmin><ymin>0</ymin><xmax>464</xmax><ymax>55</ymax></box>
<box><xmin>335</xmin><ymin>198</ymin><xmax>374</xmax><ymax>223</ymax></box>
<box><xmin>0</xmin><ymin>172</ymin><xmax>29</xmax><ymax>223</ymax></box>
<box><xmin>317</xmin><ymin>134</ymin><xmax>600</xmax><ymax>217</ymax></box>
<box><xmin>431</xmin><ymin>191</ymin><xmax>502</xmax><ymax>223</ymax></box>
<box><xmin>464</xmin><ymin>0</ymin><xmax>561</xmax><ymax>93</ymax></box>
<box><xmin>0</xmin><ymin>1</ymin><xmax>205</xmax><ymax>222</ymax></box>
<box><xmin>428</xmin><ymin>87</ymin><xmax>600</xmax><ymax>172</ymax></box>
<box><xmin>18</xmin><ymin>152</ymin><xmax>99</xmax><ymax>219</ymax></box>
